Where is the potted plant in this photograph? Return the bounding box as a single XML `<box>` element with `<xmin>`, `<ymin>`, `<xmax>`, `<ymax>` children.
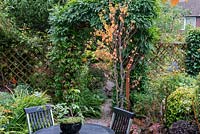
<box><xmin>58</xmin><ymin>117</ymin><xmax>83</xmax><ymax>134</ymax></box>
<box><xmin>56</xmin><ymin>103</ymin><xmax>84</xmax><ymax>134</ymax></box>
<box><xmin>55</xmin><ymin>88</ymin><xmax>84</xmax><ymax>134</ymax></box>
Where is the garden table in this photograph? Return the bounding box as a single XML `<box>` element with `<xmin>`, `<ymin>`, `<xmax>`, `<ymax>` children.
<box><xmin>34</xmin><ymin>123</ymin><xmax>115</xmax><ymax>134</ymax></box>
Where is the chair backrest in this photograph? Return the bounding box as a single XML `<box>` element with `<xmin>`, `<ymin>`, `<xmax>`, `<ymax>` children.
<box><xmin>110</xmin><ymin>107</ymin><xmax>134</xmax><ymax>134</ymax></box>
<box><xmin>24</xmin><ymin>105</ymin><xmax>54</xmax><ymax>134</ymax></box>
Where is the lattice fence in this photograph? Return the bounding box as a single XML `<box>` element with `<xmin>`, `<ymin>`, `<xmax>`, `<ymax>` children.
<box><xmin>0</xmin><ymin>45</ymin><xmax>47</xmax><ymax>90</ymax></box>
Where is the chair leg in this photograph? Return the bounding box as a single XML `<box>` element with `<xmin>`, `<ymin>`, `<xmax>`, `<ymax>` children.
<box><xmin>110</xmin><ymin>113</ymin><xmax>116</xmax><ymax>129</ymax></box>
<box><xmin>26</xmin><ymin>114</ymin><xmax>32</xmax><ymax>134</ymax></box>
<box><xmin>126</xmin><ymin>119</ymin><xmax>133</xmax><ymax>134</ymax></box>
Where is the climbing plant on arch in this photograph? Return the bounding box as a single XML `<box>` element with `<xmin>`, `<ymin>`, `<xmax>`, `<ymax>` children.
<box><xmin>49</xmin><ymin>0</ymin><xmax>102</xmax><ymax>102</ymax></box>
<box><xmin>49</xmin><ymin>0</ymin><xmax>158</xmax><ymax>107</ymax></box>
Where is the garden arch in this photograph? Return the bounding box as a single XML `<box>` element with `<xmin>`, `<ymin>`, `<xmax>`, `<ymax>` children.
<box><xmin>49</xmin><ymin>0</ymin><xmax>158</xmax><ymax>106</ymax></box>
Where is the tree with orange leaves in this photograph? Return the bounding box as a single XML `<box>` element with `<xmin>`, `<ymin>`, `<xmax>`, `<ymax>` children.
<box><xmin>163</xmin><ymin>0</ymin><xmax>188</xmax><ymax>6</ymax></box>
<box><xmin>94</xmin><ymin>0</ymin><xmax>160</xmax><ymax>109</ymax></box>
<box><xmin>94</xmin><ymin>2</ymin><xmax>137</xmax><ymax>109</ymax></box>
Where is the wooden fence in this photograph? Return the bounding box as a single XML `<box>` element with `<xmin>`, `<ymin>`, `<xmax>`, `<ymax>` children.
<box><xmin>0</xmin><ymin>42</ymin><xmax>186</xmax><ymax>91</ymax></box>
<box><xmin>0</xmin><ymin>45</ymin><xmax>47</xmax><ymax>91</ymax></box>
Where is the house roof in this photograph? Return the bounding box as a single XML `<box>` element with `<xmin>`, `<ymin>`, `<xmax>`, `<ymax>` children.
<box><xmin>178</xmin><ymin>0</ymin><xmax>200</xmax><ymax>16</ymax></box>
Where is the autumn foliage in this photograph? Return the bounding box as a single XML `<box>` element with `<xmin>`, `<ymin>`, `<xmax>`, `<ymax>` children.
<box><xmin>163</xmin><ymin>0</ymin><xmax>188</xmax><ymax>6</ymax></box>
<box><xmin>94</xmin><ymin>3</ymin><xmax>136</xmax><ymax>108</ymax></box>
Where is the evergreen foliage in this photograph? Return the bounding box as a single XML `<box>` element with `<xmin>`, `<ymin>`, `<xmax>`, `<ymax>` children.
<box><xmin>185</xmin><ymin>29</ymin><xmax>200</xmax><ymax>76</ymax></box>
<box><xmin>166</xmin><ymin>87</ymin><xmax>197</xmax><ymax>127</ymax></box>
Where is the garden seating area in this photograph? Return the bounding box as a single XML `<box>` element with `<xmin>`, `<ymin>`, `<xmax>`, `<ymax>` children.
<box><xmin>24</xmin><ymin>105</ymin><xmax>133</xmax><ymax>134</ymax></box>
<box><xmin>0</xmin><ymin>0</ymin><xmax>200</xmax><ymax>134</ymax></box>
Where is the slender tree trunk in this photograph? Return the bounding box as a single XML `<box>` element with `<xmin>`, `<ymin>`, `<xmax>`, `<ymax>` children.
<box><xmin>125</xmin><ymin>57</ymin><xmax>133</xmax><ymax>110</ymax></box>
<box><xmin>114</xmin><ymin>61</ymin><xmax>119</xmax><ymax>106</ymax></box>
<box><xmin>118</xmin><ymin>17</ymin><xmax>125</xmax><ymax>108</ymax></box>
<box><xmin>126</xmin><ymin>70</ymin><xmax>130</xmax><ymax>110</ymax></box>
<box><xmin>119</xmin><ymin>45</ymin><xmax>124</xmax><ymax>108</ymax></box>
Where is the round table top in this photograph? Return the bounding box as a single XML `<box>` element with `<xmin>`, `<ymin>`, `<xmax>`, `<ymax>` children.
<box><xmin>34</xmin><ymin>123</ymin><xmax>115</xmax><ymax>134</ymax></box>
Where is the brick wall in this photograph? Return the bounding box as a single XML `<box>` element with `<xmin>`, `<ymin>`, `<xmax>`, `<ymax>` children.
<box><xmin>196</xmin><ymin>17</ymin><xmax>200</xmax><ymax>27</ymax></box>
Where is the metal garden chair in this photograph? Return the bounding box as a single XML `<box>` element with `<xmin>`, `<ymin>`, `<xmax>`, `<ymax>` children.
<box><xmin>110</xmin><ymin>107</ymin><xmax>135</xmax><ymax>134</ymax></box>
<box><xmin>24</xmin><ymin>105</ymin><xmax>54</xmax><ymax>134</ymax></box>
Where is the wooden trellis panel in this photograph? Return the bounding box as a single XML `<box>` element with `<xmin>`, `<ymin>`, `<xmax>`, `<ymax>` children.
<box><xmin>0</xmin><ymin>46</ymin><xmax>46</xmax><ymax>89</ymax></box>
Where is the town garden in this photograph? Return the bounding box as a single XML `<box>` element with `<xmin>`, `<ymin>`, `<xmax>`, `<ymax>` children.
<box><xmin>0</xmin><ymin>0</ymin><xmax>200</xmax><ymax>133</ymax></box>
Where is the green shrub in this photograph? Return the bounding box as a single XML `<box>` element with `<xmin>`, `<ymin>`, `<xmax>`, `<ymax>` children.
<box><xmin>53</xmin><ymin>102</ymin><xmax>83</xmax><ymax>123</ymax></box>
<box><xmin>52</xmin><ymin>64</ymin><xmax>105</xmax><ymax>118</ymax></box>
<box><xmin>64</xmin><ymin>87</ymin><xmax>104</xmax><ymax>118</ymax></box>
<box><xmin>87</xmin><ymin>66</ymin><xmax>106</xmax><ymax>91</ymax></box>
<box><xmin>6</xmin><ymin>92</ymin><xmax>50</xmax><ymax>132</ymax></box>
<box><xmin>136</xmin><ymin>72</ymin><xmax>197</xmax><ymax>122</ymax></box>
<box><xmin>185</xmin><ymin>29</ymin><xmax>200</xmax><ymax>76</ymax></box>
<box><xmin>0</xmin><ymin>5</ymin><xmax>19</xmax><ymax>51</ymax></box>
<box><xmin>74</xmin><ymin>66</ymin><xmax>105</xmax><ymax>117</ymax></box>
<box><xmin>130</xmin><ymin>90</ymin><xmax>160</xmax><ymax>121</ymax></box>
<box><xmin>194</xmin><ymin>74</ymin><xmax>200</xmax><ymax>123</ymax></box>
<box><xmin>0</xmin><ymin>105</ymin><xmax>11</xmax><ymax>131</ymax></box>
<box><xmin>0</xmin><ymin>86</ymin><xmax>50</xmax><ymax>132</ymax></box>
<box><xmin>150</xmin><ymin>72</ymin><xmax>196</xmax><ymax>100</ymax></box>
<box><xmin>66</xmin><ymin>66</ymin><xmax>105</xmax><ymax>117</ymax></box>
<box><xmin>13</xmin><ymin>84</ymin><xmax>33</xmax><ymax>97</ymax></box>
<box><xmin>0</xmin><ymin>92</ymin><xmax>13</xmax><ymax>106</ymax></box>
<box><xmin>166</xmin><ymin>87</ymin><xmax>197</xmax><ymax>127</ymax></box>
<box><xmin>79</xmin><ymin>89</ymin><xmax>104</xmax><ymax>118</ymax></box>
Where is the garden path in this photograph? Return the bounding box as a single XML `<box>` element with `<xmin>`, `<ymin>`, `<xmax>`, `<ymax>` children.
<box><xmin>85</xmin><ymin>99</ymin><xmax>112</xmax><ymax>127</ymax></box>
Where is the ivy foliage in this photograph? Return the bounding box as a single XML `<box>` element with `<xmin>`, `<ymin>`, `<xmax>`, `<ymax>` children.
<box><xmin>49</xmin><ymin>0</ymin><xmax>102</xmax><ymax>101</ymax></box>
<box><xmin>185</xmin><ymin>29</ymin><xmax>200</xmax><ymax>76</ymax></box>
